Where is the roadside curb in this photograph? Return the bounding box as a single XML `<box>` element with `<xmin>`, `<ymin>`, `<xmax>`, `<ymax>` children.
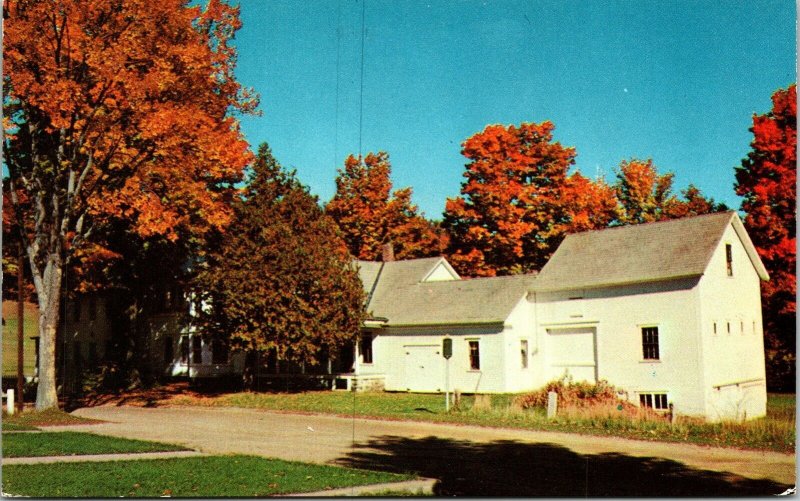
<box><xmin>286</xmin><ymin>477</ymin><xmax>437</xmax><ymax>497</ymax></box>
<box><xmin>3</xmin><ymin>450</ymin><xmax>205</xmax><ymax>465</ymax></box>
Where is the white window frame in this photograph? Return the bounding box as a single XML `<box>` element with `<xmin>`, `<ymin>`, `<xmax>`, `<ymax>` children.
<box><xmin>467</xmin><ymin>339</ymin><xmax>481</xmax><ymax>371</ymax></box>
<box><xmin>638</xmin><ymin>392</ymin><xmax>669</xmax><ymax>411</ymax></box>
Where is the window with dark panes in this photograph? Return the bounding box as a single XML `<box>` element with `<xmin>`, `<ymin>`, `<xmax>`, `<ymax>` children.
<box><xmin>192</xmin><ymin>336</ymin><xmax>202</xmax><ymax>364</ymax></box>
<box><xmin>361</xmin><ymin>335</ymin><xmax>373</xmax><ymax>364</ymax></box>
<box><xmin>641</xmin><ymin>326</ymin><xmax>660</xmax><ymax>360</ymax></box>
<box><xmin>164</xmin><ymin>337</ymin><xmax>174</xmax><ymax>364</ymax></box>
<box><xmin>212</xmin><ymin>339</ymin><xmax>229</xmax><ymax>364</ymax></box>
<box><xmin>726</xmin><ymin>243</ymin><xmax>733</xmax><ymax>276</ymax></box>
<box><xmin>468</xmin><ymin>340</ymin><xmax>480</xmax><ymax>370</ymax></box>
<box><xmin>640</xmin><ymin>393</ymin><xmax>668</xmax><ymax>410</ymax></box>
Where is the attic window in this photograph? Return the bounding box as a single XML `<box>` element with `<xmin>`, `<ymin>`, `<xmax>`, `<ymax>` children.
<box><xmin>726</xmin><ymin>244</ymin><xmax>733</xmax><ymax>276</ymax></box>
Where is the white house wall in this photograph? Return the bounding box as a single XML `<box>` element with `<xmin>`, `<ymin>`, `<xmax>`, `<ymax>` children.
<box><xmin>533</xmin><ymin>277</ymin><xmax>708</xmax><ymax>417</ymax></box>
<box><xmin>501</xmin><ymin>297</ymin><xmax>540</xmax><ymax>393</ymax></box>
<box><xmin>365</xmin><ymin>324</ymin><xmax>511</xmax><ymax>393</ymax></box>
<box><xmin>697</xmin><ymin>222</ymin><xmax>767</xmax><ymax>421</ymax></box>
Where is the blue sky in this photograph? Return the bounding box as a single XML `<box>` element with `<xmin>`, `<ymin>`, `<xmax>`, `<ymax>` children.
<box><xmin>233</xmin><ymin>0</ymin><xmax>796</xmax><ymax>219</ymax></box>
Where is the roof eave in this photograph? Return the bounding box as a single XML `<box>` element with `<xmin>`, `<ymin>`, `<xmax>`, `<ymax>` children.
<box><xmin>530</xmin><ymin>273</ymin><xmax>703</xmax><ymax>293</ymax></box>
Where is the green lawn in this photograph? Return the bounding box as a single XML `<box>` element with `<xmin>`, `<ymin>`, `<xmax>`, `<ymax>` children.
<box><xmin>2</xmin><ymin>431</ymin><xmax>188</xmax><ymax>457</ymax></box>
<box><xmin>2</xmin><ymin>455</ymin><xmax>414</xmax><ymax>497</ymax></box>
<box><xmin>2</xmin><ymin>303</ymin><xmax>38</xmax><ymax>377</ymax></box>
<box><xmin>171</xmin><ymin>391</ymin><xmax>795</xmax><ymax>453</ymax></box>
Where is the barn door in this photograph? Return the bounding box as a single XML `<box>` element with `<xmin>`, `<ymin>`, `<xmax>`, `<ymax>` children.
<box><xmin>401</xmin><ymin>344</ymin><xmax>444</xmax><ymax>392</ymax></box>
<box><xmin>546</xmin><ymin>327</ymin><xmax>597</xmax><ymax>383</ymax></box>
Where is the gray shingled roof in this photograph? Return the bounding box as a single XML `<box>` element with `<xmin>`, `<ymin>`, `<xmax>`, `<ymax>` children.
<box><xmin>353</xmin><ymin>212</ymin><xmax>767</xmax><ymax>325</ymax></box>
<box><xmin>534</xmin><ymin>211</ymin><xmax>767</xmax><ymax>291</ymax></box>
<box><xmin>356</xmin><ymin>257</ymin><xmax>536</xmax><ymax>326</ymax></box>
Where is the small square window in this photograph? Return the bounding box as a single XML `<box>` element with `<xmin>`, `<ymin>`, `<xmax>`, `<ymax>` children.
<box><xmin>641</xmin><ymin>327</ymin><xmax>660</xmax><ymax>360</ymax></box>
<box><xmin>468</xmin><ymin>340</ymin><xmax>480</xmax><ymax>370</ymax></box>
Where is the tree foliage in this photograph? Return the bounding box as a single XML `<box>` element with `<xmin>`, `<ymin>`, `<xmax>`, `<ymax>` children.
<box><xmin>443</xmin><ymin>122</ymin><xmax>616</xmax><ymax>277</ymax></box>
<box><xmin>3</xmin><ymin>0</ymin><xmax>255</xmax><ymax>408</ymax></box>
<box><xmin>735</xmin><ymin>84</ymin><xmax>797</xmax><ymax>390</ymax></box>
<box><xmin>194</xmin><ymin>144</ymin><xmax>365</xmax><ymax>368</ymax></box>
<box><xmin>325</xmin><ymin>152</ymin><xmax>444</xmax><ymax>261</ymax></box>
<box><xmin>614</xmin><ymin>158</ymin><xmax>725</xmax><ymax>224</ymax></box>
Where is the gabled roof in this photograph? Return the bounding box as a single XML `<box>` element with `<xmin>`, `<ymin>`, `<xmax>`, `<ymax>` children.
<box><xmin>355</xmin><ymin>257</ymin><xmax>536</xmax><ymax>326</ymax></box>
<box><xmin>534</xmin><ymin>211</ymin><xmax>769</xmax><ymax>291</ymax></box>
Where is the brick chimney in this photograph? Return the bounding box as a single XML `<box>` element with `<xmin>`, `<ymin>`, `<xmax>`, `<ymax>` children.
<box><xmin>381</xmin><ymin>242</ymin><xmax>395</xmax><ymax>262</ymax></box>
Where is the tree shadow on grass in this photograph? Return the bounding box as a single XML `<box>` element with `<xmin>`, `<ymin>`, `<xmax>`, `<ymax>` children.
<box><xmin>334</xmin><ymin>435</ymin><xmax>790</xmax><ymax>496</ymax></box>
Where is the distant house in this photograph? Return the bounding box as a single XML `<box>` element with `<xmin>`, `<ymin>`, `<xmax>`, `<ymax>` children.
<box><xmin>59</xmin><ymin>211</ymin><xmax>768</xmax><ymax>421</ymax></box>
<box><xmin>348</xmin><ymin>211</ymin><xmax>768</xmax><ymax>422</ymax></box>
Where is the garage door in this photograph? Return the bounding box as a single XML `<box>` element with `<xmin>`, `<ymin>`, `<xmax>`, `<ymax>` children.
<box><xmin>546</xmin><ymin>327</ymin><xmax>597</xmax><ymax>383</ymax></box>
<box><xmin>401</xmin><ymin>344</ymin><xmax>444</xmax><ymax>392</ymax></box>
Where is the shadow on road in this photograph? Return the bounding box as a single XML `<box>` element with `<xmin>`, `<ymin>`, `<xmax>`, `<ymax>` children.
<box><xmin>334</xmin><ymin>435</ymin><xmax>790</xmax><ymax>496</ymax></box>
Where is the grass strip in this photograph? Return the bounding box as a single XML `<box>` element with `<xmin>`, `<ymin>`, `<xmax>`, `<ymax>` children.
<box><xmin>2</xmin><ymin>422</ymin><xmax>38</xmax><ymax>431</ymax></box>
<box><xmin>2</xmin><ymin>408</ymin><xmax>102</xmax><ymax>428</ymax></box>
<box><xmin>2</xmin><ymin>431</ymin><xmax>188</xmax><ymax>458</ymax></box>
<box><xmin>1</xmin><ymin>455</ymin><xmax>414</xmax><ymax>497</ymax></box>
<box><xmin>170</xmin><ymin>391</ymin><xmax>795</xmax><ymax>453</ymax></box>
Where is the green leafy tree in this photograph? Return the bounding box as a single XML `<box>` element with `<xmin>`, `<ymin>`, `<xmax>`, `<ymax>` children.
<box><xmin>614</xmin><ymin>159</ymin><xmax>725</xmax><ymax>224</ymax></box>
<box><xmin>194</xmin><ymin>144</ymin><xmax>365</xmax><ymax>371</ymax></box>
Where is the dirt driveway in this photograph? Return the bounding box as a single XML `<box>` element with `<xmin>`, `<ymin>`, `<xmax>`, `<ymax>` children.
<box><xmin>55</xmin><ymin>405</ymin><xmax>794</xmax><ymax>496</ymax></box>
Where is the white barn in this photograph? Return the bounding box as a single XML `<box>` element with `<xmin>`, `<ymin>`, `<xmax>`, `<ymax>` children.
<box><xmin>351</xmin><ymin>211</ymin><xmax>769</xmax><ymax>422</ymax></box>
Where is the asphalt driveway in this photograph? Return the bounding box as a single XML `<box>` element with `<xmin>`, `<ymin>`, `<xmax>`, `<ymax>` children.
<box><xmin>52</xmin><ymin>405</ymin><xmax>794</xmax><ymax>496</ymax></box>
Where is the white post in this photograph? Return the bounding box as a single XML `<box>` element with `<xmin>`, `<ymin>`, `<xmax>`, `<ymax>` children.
<box><xmin>547</xmin><ymin>391</ymin><xmax>558</xmax><ymax>419</ymax></box>
<box><xmin>445</xmin><ymin>358</ymin><xmax>450</xmax><ymax>412</ymax></box>
<box><xmin>6</xmin><ymin>389</ymin><xmax>15</xmax><ymax>415</ymax></box>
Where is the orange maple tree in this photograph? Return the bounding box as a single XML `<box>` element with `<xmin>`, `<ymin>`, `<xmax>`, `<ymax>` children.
<box><xmin>3</xmin><ymin>0</ymin><xmax>256</xmax><ymax>408</ymax></box>
<box><xmin>735</xmin><ymin>84</ymin><xmax>796</xmax><ymax>390</ymax></box>
<box><xmin>325</xmin><ymin>152</ymin><xmax>444</xmax><ymax>261</ymax></box>
<box><xmin>443</xmin><ymin>122</ymin><xmax>615</xmax><ymax>277</ymax></box>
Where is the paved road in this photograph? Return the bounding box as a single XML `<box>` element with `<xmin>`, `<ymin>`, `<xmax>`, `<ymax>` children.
<box><xmin>55</xmin><ymin>405</ymin><xmax>795</xmax><ymax>496</ymax></box>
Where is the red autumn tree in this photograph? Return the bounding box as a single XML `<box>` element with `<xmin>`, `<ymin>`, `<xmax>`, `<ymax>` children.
<box><xmin>325</xmin><ymin>152</ymin><xmax>444</xmax><ymax>260</ymax></box>
<box><xmin>3</xmin><ymin>0</ymin><xmax>256</xmax><ymax>409</ymax></box>
<box><xmin>735</xmin><ymin>84</ymin><xmax>797</xmax><ymax>390</ymax></box>
<box><xmin>444</xmin><ymin>122</ymin><xmax>614</xmax><ymax>277</ymax></box>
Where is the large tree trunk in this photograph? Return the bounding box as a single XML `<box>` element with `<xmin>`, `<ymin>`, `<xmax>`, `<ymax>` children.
<box><xmin>32</xmin><ymin>252</ymin><xmax>63</xmax><ymax>410</ymax></box>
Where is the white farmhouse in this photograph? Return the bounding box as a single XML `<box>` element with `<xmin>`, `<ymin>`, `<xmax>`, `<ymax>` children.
<box><xmin>351</xmin><ymin>211</ymin><xmax>769</xmax><ymax>422</ymax></box>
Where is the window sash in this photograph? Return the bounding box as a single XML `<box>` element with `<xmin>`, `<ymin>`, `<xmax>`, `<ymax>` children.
<box><xmin>361</xmin><ymin>336</ymin><xmax>373</xmax><ymax>364</ymax></box>
<box><xmin>640</xmin><ymin>393</ymin><xmax>669</xmax><ymax>410</ymax></box>
<box><xmin>468</xmin><ymin>341</ymin><xmax>480</xmax><ymax>370</ymax></box>
<box><xmin>641</xmin><ymin>327</ymin><xmax>660</xmax><ymax>360</ymax></box>
<box><xmin>520</xmin><ymin>340</ymin><xmax>528</xmax><ymax>369</ymax></box>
